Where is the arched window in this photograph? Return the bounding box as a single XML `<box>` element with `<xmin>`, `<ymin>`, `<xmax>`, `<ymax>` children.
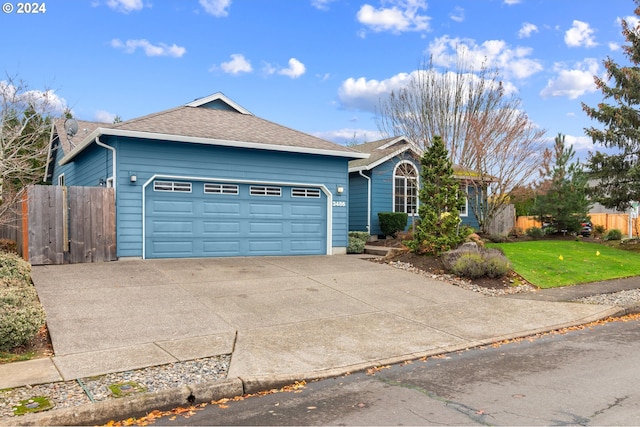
<box><xmin>393</xmin><ymin>161</ymin><xmax>418</xmax><ymax>215</ymax></box>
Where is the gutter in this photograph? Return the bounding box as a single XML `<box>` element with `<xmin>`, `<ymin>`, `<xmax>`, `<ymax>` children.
<box><xmin>358</xmin><ymin>170</ymin><xmax>371</xmax><ymax>233</ymax></box>
<box><xmin>94</xmin><ymin>136</ymin><xmax>116</xmax><ymax>197</ymax></box>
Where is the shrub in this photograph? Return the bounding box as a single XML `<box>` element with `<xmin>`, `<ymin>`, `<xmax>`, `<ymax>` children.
<box><xmin>377</xmin><ymin>212</ymin><xmax>408</xmax><ymax>237</ymax></box>
<box><xmin>487</xmin><ymin>234</ymin><xmax>508</xmax><ymax>243</ymax></box>
<box><xmin>0</xmin><ymin>239</ymin><xmax>17</xmax><ymax>253</ymax></box>
<box><xmin>605</xmin><ymin>228</ymin><xmax>623</xmax><ymax>241</ymax></box>
<box><xmin>593</xmin><ymin>224</ymin><xmax>606</xmax><ymax>238</ymax></box>
<box><xmin>526</xmin><ymin>227</ymin><xmax>543</xmax><ymax>238</ymax></box>
<box><xmin>0</xmin><ymin>252</ymin><xmax>45</xmax><ymax>351</ymax></box>
<box><xmin>447</xmin><ymin>247</ymin><xmax>510</xmax><ymax>280</ymax></box>
<box><xmin>347</xmin><ymin>231</ymin><xmax>370</xmax><ymax>254</ymax></box>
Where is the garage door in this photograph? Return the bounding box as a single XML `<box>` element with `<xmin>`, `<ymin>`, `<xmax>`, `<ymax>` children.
<box><xmin>145</xmin><ymin>180</ymin><xmax>328</xmax><ymax>258</ymax></box>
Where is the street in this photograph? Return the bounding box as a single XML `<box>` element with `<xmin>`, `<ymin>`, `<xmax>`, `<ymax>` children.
<box><xmin>144</xmin><ymin>315</ymin><xmax>640</xmax><ymax>426</ymax></box>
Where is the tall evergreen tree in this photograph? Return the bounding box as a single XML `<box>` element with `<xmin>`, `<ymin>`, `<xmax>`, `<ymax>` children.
<box><xmin>531</xmin><ymin>133</ymin><xmax>591</xmax><ymax>234</ymax></box>
<box><xmin>407</xmin><ymin>135</ymin><xmax>469</xmax><ymax>255</ymax></box>
<box><xmin>583</xmin><ymin>0</ymin><xmax>640</xmax><ymax>210</ymax></box>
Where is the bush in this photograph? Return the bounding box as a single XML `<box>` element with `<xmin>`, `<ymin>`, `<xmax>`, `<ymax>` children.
<box><xmin>0</xmin><ymin>239</ymin><xmax>17</xmax><ymax>253</ymax></box>
<box><xmin>526</xmin><ymin>227</ymin><xmax>543</xmax><ymax>238</ymax></box>
<box><xmin>378</xmin><ymin>212</ymin><xmax>408</xmax><ymax>237</ymax></box>
<box><xmin>447</xmin><ymin>247</ymin><xmax>511</xmax><ymax>280</ymax></box>
<box><xmin>487</xmin><ymin>234</ymin><xmax>508</xmax><ymax>243</ymax></box>
<box><xmin>0</xmin><ymin>253</ymin><xmax>45</xmax><ymax>351</ymax></box>
<box><xmin>593</xmin><ymin>225</ymin><xmax>606</xmax><ymax>238</ymax></box>
<box><xmin>605</xmin><ymin>228</ymin><xmax>623</xmax><ymax>241</ymax></box>
<box><xmin>347</xmin><ymin>231</ymin><xmax>370</xmax><ymax>254</ymax></box>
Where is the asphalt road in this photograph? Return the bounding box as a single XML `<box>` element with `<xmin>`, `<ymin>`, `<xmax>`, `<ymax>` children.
<box><xmin>148</xmin><ymin>316</ymin><xmax>640</xmax><ymax>426</ymax></box>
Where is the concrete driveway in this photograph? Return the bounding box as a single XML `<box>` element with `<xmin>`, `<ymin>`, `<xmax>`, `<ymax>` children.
<box><xmin>30</xmin><ymin>255</ymin><xmax>620</xmax><ymax>383</ymax></box>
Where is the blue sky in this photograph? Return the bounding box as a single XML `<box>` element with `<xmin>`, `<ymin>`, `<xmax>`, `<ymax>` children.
<box><xmin>1</xmin><ymin>0</ymin><xmax>638</xmax><ymax>159</ymax></box>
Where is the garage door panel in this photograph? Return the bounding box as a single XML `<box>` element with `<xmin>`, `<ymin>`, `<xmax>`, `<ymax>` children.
<box><xmin>202</xmin><ymin>221</ymin><xmax>241</xmax><ymax>234</ymax></box>
<box><xmin>152</xmin><ymin>200</ymin><xmax>194</xmax><ymax>214</ymax></box>
<box><xmin>146</xmin><ymin>181</ymin><xmax>327</xmax><ymax>258</ymax></box>
<box><xmin>203</xmin><ymin>201</ymin><xmax>241</xmax><ymax>215</ymax></box>
<box><xmin>152</xmin><ymin>220</ymin><xmax>193</xmax><ymax>234</ymax></box>
<box><xmin>203</xmin><ymin>240</ymin><xmax>241</xmax><ymax>256</ymax></box>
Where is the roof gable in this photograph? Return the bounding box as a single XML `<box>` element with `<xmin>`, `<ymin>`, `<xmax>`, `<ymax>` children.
<box><xmin>348</xmin><ymin>136</ymin><xmax>420</xmax><ymax>171</ymax></box>
<box><xmin>184</xmin><ymin>92</ymin><xmax>252</xmax><ymax>115</ymax></box>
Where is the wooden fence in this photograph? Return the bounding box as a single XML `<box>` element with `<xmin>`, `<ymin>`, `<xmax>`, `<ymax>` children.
<box><xmin>515</xmin><ymin>213</ymin><xmax>640</xmax><ymax>237</ymax></box>
<box><xmin>0</xmin><ymin>185</ymin><xmax>116</xmax><ymax>265</ymax></box>
<box><xmin>486</xmin><ymin>204</ymin><xmax>516</xmax><ymax>235</ymax></box>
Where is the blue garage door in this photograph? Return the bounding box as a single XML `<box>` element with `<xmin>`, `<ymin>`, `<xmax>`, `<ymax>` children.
<box><xmin>145</xmin><ymin>180</ymin><xmax>327</xmax><ymax>258</ymax></box>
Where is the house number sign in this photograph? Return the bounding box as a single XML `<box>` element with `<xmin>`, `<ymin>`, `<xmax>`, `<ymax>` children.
<box><xmin>332</xmin><ymin>201</ymin><xmax>346</xmax><ymax>207</ymax></box>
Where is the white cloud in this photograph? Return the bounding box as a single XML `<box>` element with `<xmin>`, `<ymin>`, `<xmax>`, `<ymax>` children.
<box><xmin>338</xmin><ymin>72</ymin><xmax>413</xmax><ymax>111</ymax></box>
<box><xmin>518</xmin><ymin>22</ymin><xmax>538</xmax><ymax>39</ymax></box>
<box><xmin>503</xmin><ymin>0</ymin><xmax>521</xmax><ymax>4</ymax></box>
<box><xmin>110</xmin><ymin>39</ymin><xmax>186</xmax><ymax>57</ymax></box>
<box><xmin>426</xmin><ymin>35</ymin><xmax>543</xmax><ymax>80</ymax></box>
<box><xmin>220</xmin><ymin>54</ymin><xmax>253</xmax><ymax>75</ymax></box>
<box><xmin>199</xmin><ymin>0</ymin><xmax>231</xmax><ymax>17</ymax></box>
<box><xmin>564</xmin><ymin>134</ymin><xmax>595</xmax><ymax>152</ymax></box>
<box><xmin>450</xmin><ymin>6</ymin><xmax>464</xmax><ymax>23</ymax></box>
<box><xmin>278</xmin><ymin>58</ymin><xmax>306</xmax><ymax>79</ymax></box>
<box><xmin>314</xmin><ymin>128</ymin><xmax>384</xmax><ymax>145</ymax></box>
<box><xmin>105</xmin><ymin>0</ymin><xmax>144</xmax><ymax>13</ymax></box>
<box><xmin>0</xmin><ymin>81</ymin><xmax>68</xmax><ymax>114</ymax></box>
<box><xmin>565</xmin><ymin>20</ymin><xmax>598</xmax><ymax>48</ymax></box>
<box><xmin>311</xmin><ymin>0</ymin><xmax>335</xmax><ymax>10</ymax></box>
<box><xmin>609</xmin><ymin>42</ymin><xmax>620</xmax><ymax>51</ymax></box>
<box><xmin>540</xmin><ymin>59</ymin><xmax>599</xmax><ymax>99</ymax></box>
<box><xmin>357</xmin><ymin>0</ymin><xmax>430</xmax><ymax>34</ymax></box>
<box><xmin>618</xmin><ymin>15</ymin><xmax>640</xmax><ymax>32</ymax></box>
<box><xmin>94</xmin><ymin>110</ymin><xmax>117</xmax><ymax>123</ymax></box>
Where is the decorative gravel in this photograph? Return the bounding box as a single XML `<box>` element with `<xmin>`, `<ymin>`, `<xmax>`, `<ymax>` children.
<box><xmin>573</xmin><ymin>289</ymin><xmax>640</xmax><ymax>306</ymax></box>
<box><xmin>384</xmin><ymin>259</ymin><xmax>539</xmax><ymax>296</ymax></box>
<box><xmin>0</xmin><ymin>354</ymin><xmax>230</xmax><ymax>419</ymax></box>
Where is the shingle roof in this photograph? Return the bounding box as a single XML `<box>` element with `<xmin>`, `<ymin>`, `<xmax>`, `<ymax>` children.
<box><xmin>52</xmin><ymin>119</ymin><xmax>113</xmax><ymax>154</ymax></box>
<box><xmin>56</xmin><ymin>93</ymin><xmax>367</xmax><ymax>164</ymax></box>
<box><xmin>348</xmin><ymin>136</ymin><xmax>419</xmax><ymax>171</ymax></box>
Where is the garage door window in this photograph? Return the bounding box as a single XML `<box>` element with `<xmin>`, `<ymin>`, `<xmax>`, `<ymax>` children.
<box><xmin>250</xmin><ymin>186</ymin><xmax>281</xmax><ymax>196</ymax></box>
<box><xmin>154</xmin><ymin>181</ymin><xmax>192</xmax><ymax>192</ymax></box>
<box><xmin>204</xmin><ymin>183</ymin><xmax>239</xmax><ymax>195</ymax></box>
<box><xmin>291</xmin><ymin>188</ymin><xmax>321</xmax><ymax>198</ymax></box>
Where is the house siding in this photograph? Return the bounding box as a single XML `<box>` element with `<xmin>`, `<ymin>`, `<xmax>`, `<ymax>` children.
<box><xmin>348</xmin><ymin>171</ymin><xmax>369</xmax><ymax>232</ymax></box>
<box><xmin>54</xmin><ymin>136</ymin><xmax>350</xmax><ymax>258</ymax></box>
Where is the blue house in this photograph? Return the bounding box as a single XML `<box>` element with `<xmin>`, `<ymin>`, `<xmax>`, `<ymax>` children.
<box><xmin>45</xmin><ymin>92</ymin><xmax>368</xmax><ymax>259</ymax></box>
<box><xmin>348</xmin><ymin>136</ymin><xmax>480</xmax><ymax>237</ymax></box>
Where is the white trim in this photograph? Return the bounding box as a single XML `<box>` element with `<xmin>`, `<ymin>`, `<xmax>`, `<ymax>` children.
<box><xmin>57</xmin><ymin>173</ymin><xmax>65</xmax><ymax>186</ymax></box>
<box><xmin>392</xmin><ymin>160</ymin><xmax>419</xmax><ymax>216</ymax></box>
<box><xmin>358</xmin><ymin>170</ymin><xmax>371</xmax><ymax>233</ymax></box>
<box><xmin>184</xmin><ymin>92</ymin><xmax>253</xmax><ymax>115</ymax></box>
<box><xmin>94</xmin><ymin>136</ymin><xmax>116</xmax><ymax>198</ymax></box>
<box><xmin>460</xmin><ymin>184</ymin><xmax>469</xmax><ymax>217</ymax></box>
<box><xmin>60</xmin><ymin>128</ymin><xmax>368</xmax><ymax>166</ymax></box>
<box><xmin>378</xmin><ymin>136</ymin><xmax>409</xmax><ymax>151</ymax></box>
<box><xmin>141</xmin><ymin>175</ymin><xmax>333</xmax><ymax>259</ymax></box>
<box><xmin>349</xmin><ymin>144</ymin><xmax>419</xmax><ymax>172</ymax></box>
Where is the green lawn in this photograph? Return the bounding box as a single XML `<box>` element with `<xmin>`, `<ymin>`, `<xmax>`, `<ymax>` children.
<box><xmin>487</xmin><ymin>240</ymin><xmax>640</xmax><ymax>288</ymax></box>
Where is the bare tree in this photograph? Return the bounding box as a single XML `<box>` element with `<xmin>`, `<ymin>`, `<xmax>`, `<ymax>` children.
<box><xmin>376</xmin><ymin>56</ymin><xmax>547</xmax><ymax>234</ymax></box>
<box><xmin>0</xmin><ymin>74</ymin><xmax>60</xmax><ymax>223</ymax></box>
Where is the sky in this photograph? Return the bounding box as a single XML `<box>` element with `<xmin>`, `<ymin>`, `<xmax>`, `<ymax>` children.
<box><xmin>1</xmin><ymin>0</ymin><xmax>639</xmax><ymax>160</ymax></box>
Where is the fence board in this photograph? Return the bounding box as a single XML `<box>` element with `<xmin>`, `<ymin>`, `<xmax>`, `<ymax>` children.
<box><xmin>486</xmin><ymin>204</ymin><xmax>515</xmax><ymax>235</ymax></box>
<box><xmin>0</xmin><ymin>185</ymin><xmax>116</xmax><ymax>265</ymax></box>
<box><xmin>516</xmin><ymin>213</ymin><xmax>640</xmax><ymax>237</ymax></box>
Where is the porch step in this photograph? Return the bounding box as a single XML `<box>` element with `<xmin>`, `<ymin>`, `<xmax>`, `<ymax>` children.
<box><xmin>363</xmin><ymin>245</ymin><xmax>394</xmax><ymax>256</ymax></box>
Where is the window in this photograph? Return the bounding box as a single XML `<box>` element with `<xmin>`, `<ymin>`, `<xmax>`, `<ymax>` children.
<box><xmin>393</xmin><ymin>162</ymin><xmax>418</xmax><ymax>215</ymax></box>
<box><xmin>204</xmin><ymin>183</ymin><xmax>239</xmax><ymax>195</ymax></box>
<box><xmin>291</xmin><ymin>188</ymin><xmax>321</xmax><ymax>198</ymax></box>
<box><xmin>460</xmin><ymin>184</ymin><xmax>468</xmax><ymax>217</ymax></box>
<box><xmin>57</xmin><ymin>174</ymin><xmax>65</xmax><ymax>186</ymax></box>
<box><xmin>250</xmin><ymin>186</ymin><xmax>281</xmax><ymax>196</ymax></box>
<box><xmin>153</xmin><ymin>181</ymin><xmax>192</xmax><ymax>192</ymax></box>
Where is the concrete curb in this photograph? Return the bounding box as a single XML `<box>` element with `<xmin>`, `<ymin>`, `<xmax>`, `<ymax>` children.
<box><xmin>0</xmin><ymin>379</ymin><xmax>243</xmax><ymax>427</ymax></box>
<box><xmin>3</xmin><ymin>305</ymin><xmax>638</xmax><ymax>426</ymax></box>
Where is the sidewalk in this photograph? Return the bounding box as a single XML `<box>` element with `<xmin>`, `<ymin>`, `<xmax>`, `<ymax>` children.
<box><xmin>1</xmin><ymin>255</ymin><xmax>635</xmax><ymax>426</ymax></box>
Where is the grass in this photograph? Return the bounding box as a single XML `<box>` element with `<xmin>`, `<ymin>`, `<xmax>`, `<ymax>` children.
<box><xmin>487</xmin><ymin>240</ymin><xmax>640</xmax><ymax>288</ymax></box>
<box><xmin>0</xmin><ymin>351</ymin><xmax>36</xmax><ymax>364</ymax></box>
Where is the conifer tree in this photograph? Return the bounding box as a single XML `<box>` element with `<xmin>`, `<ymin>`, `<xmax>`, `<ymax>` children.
<box><xmin>583</xmin><ymin>0</ymin><xmax>640</xmax><ymax>210</ymax></box>
<box><xmin>531</xmin><ymin>133</ymin><xmax>591</xmax><ymax>234</ymax></box>
<box><xmin>407</xmin><ymin>135</ymin><xmax>469</xmax><ymax>255</ymax></box>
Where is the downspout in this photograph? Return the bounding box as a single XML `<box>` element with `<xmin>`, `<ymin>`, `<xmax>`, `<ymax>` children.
<box><xmin>359</xmin><ymin>170</ymin><xmax>371</xmax><ymax>233</ymax></box>
<box><xmin>94</xmin><ymin>136</ymin><xmax>116</xmax><ymax>197</ymax></box>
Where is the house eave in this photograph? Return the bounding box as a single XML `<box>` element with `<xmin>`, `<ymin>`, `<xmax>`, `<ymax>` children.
<box><xmin>348</xmin><ymin>144</ymin><xmax>417</xmax><ymax>173</ymax></box>
<box><xmin>59</xmin><ymin>128</ymin><xmax>369</xmax><ymax>165</ymax></box>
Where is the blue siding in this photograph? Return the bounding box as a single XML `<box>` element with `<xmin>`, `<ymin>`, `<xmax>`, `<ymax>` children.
<box><xmin>348</xmin><ymin>151</ymin><xmax>482</xmax><ymax>236</ymax></box>
<box><xmin>348</xmin><ymin>172</ymin><xmax>369</xmax><ymax>232</ymax></box>
<box><xmin>98</xmin><ymin>136</ymin><xmax>350</xmax><ymax>257</ymax></box>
